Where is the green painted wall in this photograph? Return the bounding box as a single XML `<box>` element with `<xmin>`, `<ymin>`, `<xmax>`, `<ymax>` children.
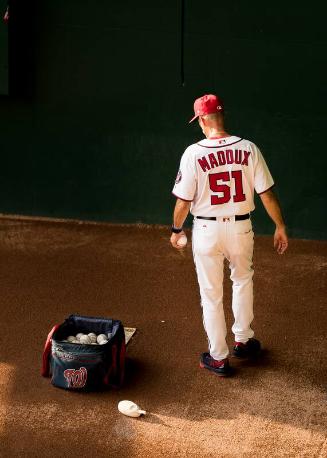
<box><xmin>0</xmin><ymin>1</ymin><xmax>325</xmax><ymax>239</ymax></box>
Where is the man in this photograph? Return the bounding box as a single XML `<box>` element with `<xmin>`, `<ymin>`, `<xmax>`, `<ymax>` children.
<box><xmin>170</xmin><ymin>94</ymin><xmax>288</xmax><ymax>377</ymax></box>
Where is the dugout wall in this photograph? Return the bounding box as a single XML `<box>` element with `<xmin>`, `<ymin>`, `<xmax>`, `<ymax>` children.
<box><xmin>0</xmin><ymin>1</ymin><xmax>325</xmax><ymax>239</ymax></box>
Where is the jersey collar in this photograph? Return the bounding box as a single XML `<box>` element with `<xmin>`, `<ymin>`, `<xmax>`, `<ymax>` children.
<box><xmin>197</xmin><ymin>136</ymin><xmax>242</xmax><ymax>148</ymax></box>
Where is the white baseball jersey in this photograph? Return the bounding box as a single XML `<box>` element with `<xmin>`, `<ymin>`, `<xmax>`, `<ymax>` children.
<box><xmin>172</xmin><ymin>136</ymin><xmax>274</xmax><ymax>217</ymax></box>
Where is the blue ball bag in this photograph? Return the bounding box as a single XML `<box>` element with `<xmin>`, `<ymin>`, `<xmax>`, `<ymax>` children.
<box><xmin>42</xmin><ymin>314</ymin><xmax>126</xmax><ymax>391</ymax></box>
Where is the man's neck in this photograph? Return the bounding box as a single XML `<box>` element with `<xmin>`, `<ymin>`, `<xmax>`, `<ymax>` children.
<box><xmin>205</xmin><ymin>127</ymin><xmax>230</xmax><ymax>139</ymax></box>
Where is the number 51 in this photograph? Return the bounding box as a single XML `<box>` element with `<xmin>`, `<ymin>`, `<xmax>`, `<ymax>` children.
<box><xmin>209</xmin><ymin>170</ymin><xmax>246</xmax><ymax>205</ymax></box>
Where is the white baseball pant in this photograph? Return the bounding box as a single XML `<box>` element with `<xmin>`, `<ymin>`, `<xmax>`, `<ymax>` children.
<box><xmin>192</xmin><ymin>216</ymin><xmax>255</xmax><ymax>361</ymax></box>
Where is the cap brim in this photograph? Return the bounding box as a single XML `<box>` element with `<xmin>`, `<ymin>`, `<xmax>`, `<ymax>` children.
<box><xmin>188</xmin><ymin>114</ymin><xmax>199</xmax><ymax>124</ymax></box>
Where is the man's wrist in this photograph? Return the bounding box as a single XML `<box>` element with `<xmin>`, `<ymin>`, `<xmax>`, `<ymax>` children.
<box><xmin>171</xmin><ymin>226</ymin><xmax>183</xmax><ymax>234</ymax></box>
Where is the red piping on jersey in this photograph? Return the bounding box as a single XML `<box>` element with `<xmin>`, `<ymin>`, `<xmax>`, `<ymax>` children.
<box><xmin>257</xmin><ymin>184</ymin><xmax>275</xmax><ymax>195</ymax></box>
<box><xmin>197</xmin><ymin>138</ymin><xmax>243</xmax><ymax>148</ymax></box>
<box><xmin>172</xmin><ymin>192</ymin><xmax>193</xmax><ymax>202</ymax></box>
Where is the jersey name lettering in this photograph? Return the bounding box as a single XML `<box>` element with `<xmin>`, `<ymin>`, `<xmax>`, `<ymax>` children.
<box><xmin>198</xmin><ymin>150</ymin><xmax>251</xmax><ymax>172</ymax></box>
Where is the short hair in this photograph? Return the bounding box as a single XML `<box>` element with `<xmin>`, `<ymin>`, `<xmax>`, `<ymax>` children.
<box><xmin>201</xmin><ymin>113</ymin><xmax>223</xmax><ymax>122</ymax></box>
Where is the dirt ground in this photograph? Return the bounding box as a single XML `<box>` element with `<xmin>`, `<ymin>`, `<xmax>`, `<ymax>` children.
<box><xmin>0</xmin><ymin>217</ymin><xmax>326</xmax><ymax>458</ymax></box>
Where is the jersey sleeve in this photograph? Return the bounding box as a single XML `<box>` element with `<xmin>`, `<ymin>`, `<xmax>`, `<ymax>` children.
<box><xmin>253</xmin><ymin>144</ymin><xmax>275</xmax><ymax>194</ymax></box>
<box><xmin>172</xmin><ymin>147</ymin><xmax>197</xmax><ymax>202</ymax></box>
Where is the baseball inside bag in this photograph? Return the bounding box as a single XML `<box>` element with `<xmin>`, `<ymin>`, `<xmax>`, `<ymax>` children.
<box><xmin>42</xmin><ymin>314</ymin><xmax>126</xmax><ymax>391</ymax></box>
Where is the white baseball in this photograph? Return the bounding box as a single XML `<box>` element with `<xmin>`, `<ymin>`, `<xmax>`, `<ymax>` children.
<box><xmin>99</xmin><ymin>339</ymin><xmax>108</xmax><ymax>345</ymax></box>
<box><xmin>76</xmin><ymin>333</ymin><xmax>84</xmax><ymax>341</ymax></box>
<box><xmin>79</xmin><ymin>335</ymin><xmax>92</xmax><ymax>344</ymax></box>
<box><xmin>97</xmin><ymin>334</ymin><xmax>107</xmax><ymax>344</ymax></box>
<box><xmin>88</xmin><ymin>333</ymin><xmax>97</xmax><ymax>343</ymax></box>
<box><xmin>177</xmin><ymin>235</ymin><xmax>187</xmax><ymax>247</ymax></box>
<box><xmin>67</xmin><ymin>336</ymin><xmax>75</xmax><ymax>343</ymax></box>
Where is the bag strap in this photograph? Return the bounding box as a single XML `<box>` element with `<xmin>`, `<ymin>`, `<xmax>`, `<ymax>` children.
<box><xmin>107</xmin><ymin>331</ymin><xmax>126</xmax><ymax>388</ymax></box>
<box><xmin>41</xmin><ymin>324</ymin><xmax>60</xmax><ymax>377</ymax></box>
<box><xmin>119</xmin><ymin>340</ymin><xmax>126</xmax><ymax>386</ymax></box>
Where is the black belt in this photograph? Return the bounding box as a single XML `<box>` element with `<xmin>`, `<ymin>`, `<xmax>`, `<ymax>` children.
<box><xmin>196</xmin><ymin>213</ymin><xmax>250</xmax><ymax>221</ymax></box>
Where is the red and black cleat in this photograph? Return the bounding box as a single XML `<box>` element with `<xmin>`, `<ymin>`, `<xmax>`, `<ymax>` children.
<box><xmin>200</xmin><ymin>353</ymin><xmax>232</xmax><ymax>377</ymax></box>
<box><xmin>233</xmin><ymin>338</ymin><xmax>261</xmax><ymax>359</ymax></box>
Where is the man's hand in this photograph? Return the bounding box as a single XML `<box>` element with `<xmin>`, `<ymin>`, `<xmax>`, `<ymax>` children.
<box><xmin>259</xmin><ymin>189</ymin><xmax>288</xmax><ymax>255</ymax></box>
<box><xmin>170</xmin><ymin>230</ymin><xmax>187</xmax><ymax>250</ymax></box>
<box><xmin>170</xmin><ymin>199</ymin><xmax>191</xmax><ymax>250</ymax></box>
<box><xmin>274</xmin><ymin>225</ymin><xmax>288</xmax><ymax>254</ymax></box>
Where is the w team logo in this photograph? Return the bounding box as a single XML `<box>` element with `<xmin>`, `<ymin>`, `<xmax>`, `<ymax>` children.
<box><xmin>63</xmin><ymin>367</ymin><xmax>88</xmax><ymax>388</ymax></box>
<box><xmin>175</xmin><ymin>169</ymin><xmax>182</xmax><ymax>184</ymax></box>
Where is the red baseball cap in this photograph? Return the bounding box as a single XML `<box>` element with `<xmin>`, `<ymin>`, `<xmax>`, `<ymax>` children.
<box><xmin>189</xmin><ymin>94</ymin><xmax>224</xmax><ymax>123</ymax></box>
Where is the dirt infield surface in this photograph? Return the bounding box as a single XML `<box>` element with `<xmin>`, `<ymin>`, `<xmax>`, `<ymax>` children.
<box><xmin>0</xmin><ymin>218</ymin><xmax>326</xmax><ymax>458</ymax></box>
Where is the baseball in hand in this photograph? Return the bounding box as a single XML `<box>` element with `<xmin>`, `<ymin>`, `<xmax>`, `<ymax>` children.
<box><xmin>177</xmin><ymin>235</ymin><xmax>187</xmax><ymax>247</ymax></box>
